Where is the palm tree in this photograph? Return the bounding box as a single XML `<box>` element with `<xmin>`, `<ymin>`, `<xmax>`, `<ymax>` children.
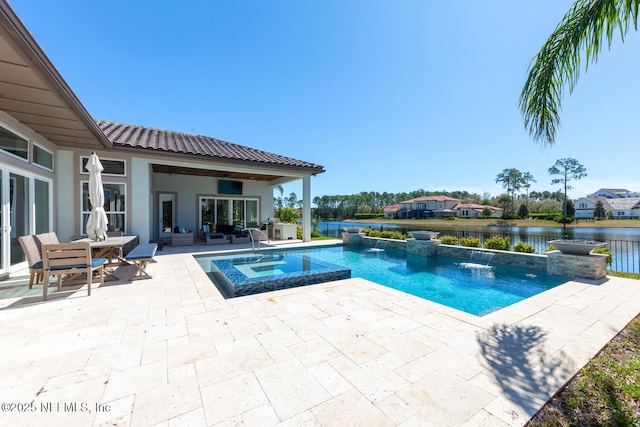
<box><xmin>520</xmin><ymin>0</ymin><xmax>639</xmax><ymax>145</ymax></box>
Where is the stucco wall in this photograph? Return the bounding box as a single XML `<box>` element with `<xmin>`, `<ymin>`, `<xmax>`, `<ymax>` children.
<box><xmin>152</xmin><ymin>172</ymin><xmax>273</xmax><ymax>236</ymax></box>
<box><xmin>436</xmin><ymin>244</ymin><xmax>548</xmax><ymax>271</ymax></box>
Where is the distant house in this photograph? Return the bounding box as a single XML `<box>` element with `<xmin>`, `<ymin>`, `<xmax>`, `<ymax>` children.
<box><xmin>574</xmin><ymin>197</ymin><xmax>600</xmax><ymax>219</ymax></box>
<box><xmin>588</xmin><ymin>188</ymin><xmax>640</xmax><ymax>198</ymax></box>
<box><xmin>395</xmin><ymin>196</ymin><xmax>461</xmax><ymax>219</ymax></box>
<box><xmin>383</xmin><ymin>204</ymin><xmax>400</xmax><ymax>218</ymax></box>
<box><xmin>454</xmin><ymin>204</ymin><xmax>503</xmax><ymax>218</ymax></box>
<box><xmin>575</xmin><ymin>189</ymin><xmax>640</xmax><ymax>219</ymax></box>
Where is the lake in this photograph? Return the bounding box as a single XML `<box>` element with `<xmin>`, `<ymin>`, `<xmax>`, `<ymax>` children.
<box><xmin>318</xmin><ymin>221</ymin><xmax>640</xmax><ymax>241</ymax></box>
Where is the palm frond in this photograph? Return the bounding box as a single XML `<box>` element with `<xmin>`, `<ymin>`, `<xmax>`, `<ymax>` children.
<box><xmin>519</xmin><ymin>0</ymin><xmax>640</xmax><ymax>146</ymax></box>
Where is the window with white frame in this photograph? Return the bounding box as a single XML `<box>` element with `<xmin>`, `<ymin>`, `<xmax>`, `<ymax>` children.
<box><xmin>81</xmin><ymin>182</ymin><xmax>126</xmax><ymax>233</ymax></box>
<box><xmin>0</xmin><ymin>125</ymin><xmax>28</xmax><ymax>161</ymax></box>
<box><xmin>200</xmin><ymin>197</ymin><xmax>259</xmax><ymax>230</ymax></box>
<box><xmin>32</xmin><ymin>144</ymin><xmax>53</xmax><ymax>170</ymax></box>
<box><xmin>80</xmin><ymin>156</ymin><xmax>126</xmax><ymax>176</ymax></box>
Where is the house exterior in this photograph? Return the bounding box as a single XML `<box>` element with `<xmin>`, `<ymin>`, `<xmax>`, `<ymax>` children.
<box><xmin>0</xmin><ymin>2</ymin><xmax>324</xmax><ymax>279</ymax></box>
<box><xmin>574</xmin><ymin>197</ymin><xmax>600</xmax><ymax>219</ymax></box>
<box><xmin>395</xmin><ymin>196</ymin><xmax>461</xmax><ymax>219</ymax></box>
<box><xmin>588</xmin><ymin>188</ymin><xmax>640</xmax><ymax>198</ymax></box>
<box><xmin>607</xmin><ymin>198</ymin><xmax>640</xmax><ymax>219</ymax></box>
<box><xmin>575</xmin><ymin>189</ymin><xmax>640</xmax><ymax>219</ymax></box>
<box><xmin>383</xmin><ymin>204</ymin><xmax>400</xmax><ymax>218</ymax></box>
<box><xmin>454</xmin><ymin>204</ymin><xmax>503</xmax><ymax>218</ymax></box>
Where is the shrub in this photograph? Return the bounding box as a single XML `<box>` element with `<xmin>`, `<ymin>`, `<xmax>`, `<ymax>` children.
<box><xmin>354</xmin><ymin>213</ymin><xmax>384</xmax><ymax>219</ymax></box>
<box><xmin>274</xmin><ymin>205</ymin><xmax>300</xmax><ymax>223</ymax></box>
<box><xmin>593</xmin><ymin>247</ymin><xmax>613</xmax><ymax>264</ymax></box>
<box><xmin>367</xmin><ymin>230</ymin><xmax>382</xmax><ymax>238</ymax></box>
<box><xmin>361</xmin><ymin>227</ymin><xmax>373</xmax><ymax>236</ymax></box>
<box><xmin>380</xmin><ymin>231</ymin><xmax>394</xmax><ymax>239</ymax></box>
<box><xmin>553</xmin><ymin>214</ymin><xmax>574</xmax><ymax>224</ymax></box>
<box><xmin>529</xmin><ymin>213</ymin><xmax>556</xmax><ymax>220</ymax></box>
<box><xmin>389</xmin><ymin>231</ymin><xmax>406</xmax><ymax>240</ymax></box>
<box><xmin>544</xmin><ymin>244</ymin><xmax>557</xmax><ymax>252</ymax></box>
<box><xmin>311</xmin><ymin>215</ymin><xmax>321</xmax><ymax>238</ymax></box>
<box><xmin>440</xmin><ymin>235</ymin><xmax>458</xmax><ymax>245</ymax></box>
<box><xmin>513</xmin><ymin>242</ymin><xmax>536</xmax><ymax>253</ymax></box>
<box><xmin>296</xmin><ymin>224</ymin><xmax>303</xmax><ymax>239</ymax></box>
<box><xmin>461</xmin><ymin>237</ymin><xmax>481</xmax><ymax>248</ymax></box>
<box><xmin>484</xmin><ymin>237</ymin><xmax>511</xmax><ymax>251</ymax></box>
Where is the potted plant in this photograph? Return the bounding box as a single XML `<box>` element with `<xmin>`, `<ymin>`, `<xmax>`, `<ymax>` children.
<box><xmin>343</xmin><ymin>227</ymin><xmax>363</xmax><ymax>234</ymax></box>
<box><xmin>408</xmin><ymin>231</ymin><xmax>440</xmax><ymax>240</ymax></box>
<box><xmin>547</xmin><ymin>239</ymin><xmax>607</xmax><ymax>255</ymax></box>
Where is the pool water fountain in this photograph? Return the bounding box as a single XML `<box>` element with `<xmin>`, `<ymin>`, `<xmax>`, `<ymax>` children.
<box><xmin>470</xmin><ymin>250</ymin><xmax>495</xmax><ymax>265</ymax></box>
<box><xmin>458</xmin><ymin>250</ymin><xmax>495</xmax><ymax>270</ymax></box>
<box><xmin>366</xmin><ymin>240</ymin><xmax>388</xmax><ymax>253</ymax></box>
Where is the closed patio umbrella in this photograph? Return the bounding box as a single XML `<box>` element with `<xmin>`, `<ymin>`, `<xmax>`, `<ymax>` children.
<box><xmin>85</xmin><ymin>152</ymin><xmax>108</xmax><ymax>241</ymax></box>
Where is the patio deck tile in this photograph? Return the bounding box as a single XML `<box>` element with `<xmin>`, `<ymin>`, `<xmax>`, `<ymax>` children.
<box><xmin>0</xmin><ymin>240</ymin><xmax>638</xmax><ymax>426</ymax></box>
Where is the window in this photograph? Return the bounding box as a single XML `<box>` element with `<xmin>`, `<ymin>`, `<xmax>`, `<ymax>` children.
<box><xmin>82</xmin><ymin>182</ymin><xmax>126</xmax><ymax>233</ymax></box>
<box><xmin>81</xmin><ymin>156</ymin><xmax>126</xmax><ymax>176</ymax></box>
<box><xmin>0</xmin><ymin>125</ymin><xmax>28</xmax><ymax>161</ymax></box>
<box><xmin>200</xmin><ymin>197</ymin><xmax>259</xmax><ymax>229</ymax></box>
<box><xmin>34</xmin><ymin>178</ymin><xmax>50</xmax><ymax>233</ymax></box>
<box><xmin>32</xmin><ymin>144</ymin><xmax>53</xmax><ymax>170</ymax></box>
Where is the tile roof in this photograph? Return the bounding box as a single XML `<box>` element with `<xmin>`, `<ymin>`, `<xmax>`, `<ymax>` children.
<box><xmin>95</xmin><ymin>120</ymin><xmax>324</xmax><ymax>172</ymax></box>
<box><xmin>401</xmin><ymin>195</ymin><xmax>462</xmax><ymax>203</ymax></box>
<box><xmin>583</xmin><ymin>196</ymin><xmax>640</xmax><ymax>211</ymax></box>
<box><xmin>455</xmin><ymin>203</ymin><xmax>502</xmax><ymax>211</ymax></box>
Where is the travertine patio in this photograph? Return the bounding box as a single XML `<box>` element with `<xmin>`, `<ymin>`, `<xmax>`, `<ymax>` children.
<box><xmin>0</xmin><ymin>240</ymin><xmax>638</xmax><ymax>426</ymax></box>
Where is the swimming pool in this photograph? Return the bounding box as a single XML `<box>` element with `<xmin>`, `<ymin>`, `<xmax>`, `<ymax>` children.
<box><xmin>195</xmin><ymin>245</ymin><xmax>567</xmax><ymax>316</ymax></box>
<box><xmin>205</xmin><ymin>252</ymin><xmax>351</xmax><ymax>297</ymax></box>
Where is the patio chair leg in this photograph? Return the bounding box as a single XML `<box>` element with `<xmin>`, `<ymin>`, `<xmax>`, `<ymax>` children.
<box><xmin>29</xmin><ymin>272</ymin><xmax>35</xmax><ymax>289</ymax></box>
<box><xmin>87</xmin><ymin>267</ymin><xmax>92</xmax><ymax>297</ymax></box>
<box><xmin>43</xmin><ymin>273</ymin><xmax>49</xmax><ymax>301</ymax></box>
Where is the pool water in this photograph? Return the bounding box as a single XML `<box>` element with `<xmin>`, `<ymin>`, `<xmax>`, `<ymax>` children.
<box><xmin>195</xmin><ymin>245</ymin><xmax>567</xmax><ymax>316</ymax></box>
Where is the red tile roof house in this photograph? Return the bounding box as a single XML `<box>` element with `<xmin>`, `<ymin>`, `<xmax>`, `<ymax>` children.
<box><xmin>395</xmin><ymin>196</ymin><xmax>462</xmax><ymax>219</ymax></box>
<box><xmin>454</xmin><ymin>203</ymin><xmax>503</xmax><ymax>218</ymax></box>
<box><xmin>0</xmin><ymin>2</ymin><xmax>324</xmax><ymax>279</ymax></box>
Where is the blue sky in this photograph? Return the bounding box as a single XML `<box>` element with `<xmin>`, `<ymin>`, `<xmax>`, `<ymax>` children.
<box><xmin>12</xmin><ymin>1</ymin><xmax>640</xmax><ymax>202</ymax></box>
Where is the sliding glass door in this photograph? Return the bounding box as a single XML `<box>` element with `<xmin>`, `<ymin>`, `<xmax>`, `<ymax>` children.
<box><xmin>200</xmin><ymin>197</ymin><xmax>259</xmax><ymax>231</ymax></box>
<box><xmin>0</xmin><ymin>166</ymin><xmax>52</xmax><ymax>276</ymax></box>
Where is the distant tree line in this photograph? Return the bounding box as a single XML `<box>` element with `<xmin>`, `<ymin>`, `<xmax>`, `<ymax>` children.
<box><xmin>309</xmin><ymin>190</ymin><xmax>480</xmax><ymax>220</ymax></box>
<box><xmin>275</xmin><ymin>158</ymin><xmax>588</xmax><ymax>222</ymax></box>
<box><xmin>275</xmin><ymin>188</ymin><xmax>573</xmax><ymax>221</ymax></box>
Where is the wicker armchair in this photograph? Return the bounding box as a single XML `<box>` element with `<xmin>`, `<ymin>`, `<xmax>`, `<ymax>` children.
<box><xmin>18</xmin><ymin>235</ymin><xmax>44</xmax><ymax>289</ymax></box>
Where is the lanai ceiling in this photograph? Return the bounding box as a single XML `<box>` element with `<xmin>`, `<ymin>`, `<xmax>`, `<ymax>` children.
<box><xmin>150</xmin><ymin>164</ymin><xmax>282</xmax><ymax>182</ymax></box>
<box><xmin>0</xmin><ymin>4</ymin><xmax>111</xmax><ymax>150</ymax></box>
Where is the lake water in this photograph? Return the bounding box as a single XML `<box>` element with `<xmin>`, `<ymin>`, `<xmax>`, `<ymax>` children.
<box><xmin>318</xmin><ymin>221</ymin><xmax>640</xmax><ymax>241</ymax></box>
